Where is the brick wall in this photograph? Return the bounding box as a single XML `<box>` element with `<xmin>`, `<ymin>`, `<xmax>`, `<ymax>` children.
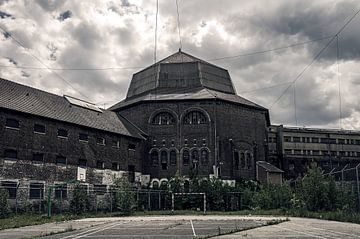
<box><xmin>0</xmin><ymin>109</ymin><xmax>144</xmax><ymax>185</ymax></box>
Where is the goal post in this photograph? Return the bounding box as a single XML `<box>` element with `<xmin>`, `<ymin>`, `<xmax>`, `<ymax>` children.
<box><xmin>171</xmin><ymin>192</ymin><xmax>206</xmax><ymax>214</ymax></box>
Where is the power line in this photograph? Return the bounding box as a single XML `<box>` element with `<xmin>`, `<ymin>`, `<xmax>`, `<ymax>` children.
<box><xmin>0</xmin><ymin>25</ymin><xmax>90</xmax><ymax>101</ymax></box>
<box><xmin>269</xmin><ymin>8</ymin><xmax>360</xmax><ymax>110</ymax></box>
<box><xmin>337</xmin><ymin>34</ymin><xmax>342</xmax><ymax>129</ymax></box>
<box><xmin>207</xmin><ymin>35</ymin><xmax>333</xmax><ymax>61</ymax></box>
<box><xmin>238</xmin><ymin>81</ymin><xmax>293</xmax><ymax>94</ymax></box>
<box><xmin>0</xmin><ymin>36</ymin><xmax>334</xmax><ymax>72</ymax></box>
<box><xmin>175</xmin><ymin>0</ymin><xmax>182</xmax><ymax>50</ymax></box>
<box><xmin>0</xmin><ymin>64</ymin><xmax>145</xmax><ymax>71</ymax></box>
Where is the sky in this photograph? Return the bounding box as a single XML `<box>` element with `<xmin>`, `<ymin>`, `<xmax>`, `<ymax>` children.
<box><xmin>0</xmin><ymin>0</ymin><xmax>360</xmax><ymax>129</ymax></box>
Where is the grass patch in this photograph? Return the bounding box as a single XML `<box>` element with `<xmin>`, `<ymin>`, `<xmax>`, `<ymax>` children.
<box><xmin>195</xmin><ymin>218</ymin><xmax>287</xmax><ymax>239</ymax></box>
<box><xmin>1</xmin><ymin>209</ymin><xmax>359</xmax><ymax>231</ymax></box>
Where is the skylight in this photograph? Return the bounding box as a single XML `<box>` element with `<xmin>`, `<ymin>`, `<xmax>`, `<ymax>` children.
<box><xmin>64</xmin><ymin>95</ymin><xmax>102</xmax><ymax>113</ymax></box>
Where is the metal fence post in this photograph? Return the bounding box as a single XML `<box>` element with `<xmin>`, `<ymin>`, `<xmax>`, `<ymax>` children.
<box><xmin>171</xmin><ymin>193</ymin><xmax>174</xmax><ymax>213</ymax></box>
<box><xmin>148</xmin><ymin>190</ymin><xmax>151</xmax><ymax>211</ymax></box>
<box><xmin>356</xmin><ymin>163</ymin><xmax>360</xmax><ymax>211</ymax></box>
<box><xmin>158</xmin><ymin>191</ymin><xmax>161</xmax><ymax>210</ymax></box>
<box><xmin>203</xmin><ymin>193</ymin><xmax>206</xmax><ymax>214</ymax></box>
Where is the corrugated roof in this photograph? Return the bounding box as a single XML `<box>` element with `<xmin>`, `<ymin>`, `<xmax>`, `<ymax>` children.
<box><xmin>257</xmin><ymin>161</ymin><xmax>284</xmax><ymax>173</ymax></box>
<box><xmin>109</xmin><ymin>87</ymin><xmax>267</xmax><ymax>111</ymax></box>
<box><xmin>0</xmin><ymin>78</ymin><xmax>145</xmax><ymax>139</ymax></box>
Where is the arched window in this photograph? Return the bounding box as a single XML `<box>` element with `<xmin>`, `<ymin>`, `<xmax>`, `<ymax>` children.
<box><xmin>246</xmin><ymin>152</ymin><xmax>252</xmax><ymax>169</ymax></box>
<box><xmin>234</xmin><ymin>151</ymin><xmax>239</xmax><ymax>170</ymax></box>
<box><xmin>191</xmin><ymin>150</ymin><xmax>199</xmax><ymax>165</ymax></box>
<box><xmin>151</xmin><ymin>112</ymin><xmax>175</xmax><ymax>125</ymax></box>
<box><xmin>201</xmin><ymin>149</ymin><xmax>209</xmax><ymax>165</ymax></box>
<box><xmin>240</xmin><ymin>152</ymin><xmax>245</xmax><ymax>169</ymax></box>
<box><xmin>151</xmin><ymin>151</ymin><xmax>159</xmax><ymax>166</ymax></box>
<box><xmin>161</xmin><ymin>151</ymin><xmax>168</xmax><ymax>170</ymax></box>
<box><xmin>170</xmin><ymin>150</ymin><xmax>177</xmax><ymax>165</ymax></box>
<box><xmin>183</xmin><ymin>111</ymin><xmax>207</xmax><ymax>125</ymax></box>
<box><xmin>183</xmin><ymin>150</ymin><xmax>190</xmax><ymax>165</ymax></box>
<box><xmin>152</xmin><ymin>181</ymin><xmax>159</xmax><ymax>189</ymax></box>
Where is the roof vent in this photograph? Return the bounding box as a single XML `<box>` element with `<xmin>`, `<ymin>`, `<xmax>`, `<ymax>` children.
<box><xmin>64</xmin><ymin>95</ymin><xmax>102</xmax><ymax>113</ymax></box>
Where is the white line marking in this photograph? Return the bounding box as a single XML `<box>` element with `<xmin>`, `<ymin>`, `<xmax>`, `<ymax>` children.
<box><xmin>287</xmin><ymin>222</ymin><xmax>360</xmax><ymax>238</ymax></box>
<box><xmin>274</xmin><ymin>225</ymin><xmax>336</xmax><ymax>239</ymax></box>
<box><xmin>190</xmin><ymin>219</ymin><xmax>196</xmax><ymax>237</ymax></box>
<box><xmin>60</xmin><ymin>221</ymin><xmax>127</xmax><ymax>239</ymax></box>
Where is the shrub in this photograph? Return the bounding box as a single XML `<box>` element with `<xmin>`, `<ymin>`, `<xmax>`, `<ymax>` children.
<box><xmin>0</xmin><ymin>189</ymin><xmax>10</xmax><ymax>218</ymax></box>
<box><xmin>114</xmin><ymin>177</ymin><xmax>135</xmax><ymax>215</ymax></box>
<box><xmin>70</xmin><ymin>183</ymin><xmax>88</xmax><ymax>214</ymax></box>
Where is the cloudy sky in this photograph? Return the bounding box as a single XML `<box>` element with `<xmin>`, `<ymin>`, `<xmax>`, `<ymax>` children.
<box><xmin>1</xmin><ymin>0</ymin><xmax>360</xmax><ymax>129</ymax></box>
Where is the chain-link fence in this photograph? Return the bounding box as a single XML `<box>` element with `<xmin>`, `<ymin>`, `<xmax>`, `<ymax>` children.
<box><xmin>324</xmin><ymin>163</ymin><xmax>360</xmax><ymax>211</ymax></box>
<box><xmin>0</xmin><ymin>183</ymin><xmax>252</xmax><ymax>216</ymax></box>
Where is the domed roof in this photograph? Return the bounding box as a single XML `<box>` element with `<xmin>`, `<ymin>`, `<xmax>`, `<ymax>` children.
<box><xmin>125</xmin><ymin>50</ymin><xmax>236</xmax><ymax>99</ymax></box>
<box><xmin>109</xmin><ymin>50</ymin><xmax>268</xmax><ymax>113</ymax></box>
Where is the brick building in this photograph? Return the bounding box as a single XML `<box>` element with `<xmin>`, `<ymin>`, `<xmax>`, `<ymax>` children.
<box><xmin>0</xmin><ymin>77</ymin><xmax>147</xmax><ymax>202</ymax></box>
<box><xmin>0</xmin><ymin>51</ymin><xmax>271</xmax><ymax>193</ymax></box>
<box><xmin>110</xmin><ymin>51</ymin><xmax>270</xmax><ymax>182</ymax></box>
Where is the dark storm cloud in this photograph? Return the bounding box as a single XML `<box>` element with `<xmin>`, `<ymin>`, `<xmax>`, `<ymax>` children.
<box><xmin>0</xmin><ymin>10</ymin><xmax>12</xmax><ymax>18</ymax></box>
<box><xmin>70</xmin><ymin>22</ymin><xmax>101</xmax><ymax>49</ymax></box>
<box><xmin>257</xmin><ymin>0</ymin><xmax>360</xmax><ymax>61</ymax></box>
<box><xmin>36</xmin><ymin>0</ymin><xmax>66</xmax><ymax>11</ymax></box>
<box><xmin>58</xmin><ymin>10</ymin><xmax>72</xmax><ymax>21</ymax></box>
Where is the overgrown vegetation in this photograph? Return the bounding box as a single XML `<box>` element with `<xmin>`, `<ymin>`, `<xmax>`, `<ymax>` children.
<box><xmin>113</xmin><ymin>177</ymin><xmax>136</xmax><ymax>215</ymax></box>
<box><xmin>70</xmin><ymin>183</ymin><xmax>89</xmax><ymax>214</ymax></box>
<box><xmin>0</xmin><ymin>189</ymin><xmax>10</xmax><ymax>219</ymax></box>
<box><xmin>0</xmin><ymin>166</ymin><xmax>359</xmax><ymax>230</ymax></box>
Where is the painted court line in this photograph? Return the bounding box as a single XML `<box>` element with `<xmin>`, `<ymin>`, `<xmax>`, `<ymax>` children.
<box><xmin>190</xmin><ymin>219</ymin><xmax>197</xmax><ymax>237</ymax></box>
<box><xmin>274</xmin><ymin>225</ymin><xmax>337</xmax><ymax>239</ymax></box>
<box><xmin>287</xmin><ymin>222</ymin><xmax>360</xmax><ymax>238</ymax></box>
<box><xmin>60</xmin><ymin>221</ymin><xmax>128</xmax><ymax>239</ymax></box>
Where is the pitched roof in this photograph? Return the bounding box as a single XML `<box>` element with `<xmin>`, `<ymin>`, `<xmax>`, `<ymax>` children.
<box><xmin>0</xmin><ymin>78</ymin><xmax>145</xmax><ymax>139</ymax></box>
<box><xmin>109</xmin><ymin>87</ymin><xmax>267</xmax><ymax>111</ymax></box>
<box><xmin>256</xmin><ymin>161</ymin><xmax>284</xmax><ymax>173</ymax></box>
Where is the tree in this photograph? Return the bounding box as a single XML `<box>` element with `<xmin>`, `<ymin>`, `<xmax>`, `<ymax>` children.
<box><xmin>0</xmin><ymin>189</ymin><xmax>9</xmax><ymax>218</ymax></box>
<box><xmin>70</xmin><ymin>183</ymin><xmax>88</xmax><ymax>214</ymax></box>
<box><xmin>300</xmin><ymin>166</ymin><xmax>331</xmax><ymax>211</ymax></box>
<box><xmin>114</xmin><ymin>177</ymin><xmax>135</xmax><ymax>215</ymax></box>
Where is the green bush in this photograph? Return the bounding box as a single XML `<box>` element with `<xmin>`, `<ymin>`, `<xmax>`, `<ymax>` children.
<box><xmin>0</xmin><ymin>189</ymin><xmax>10</xmax><ymax>218</ymax></box>
<box><xmin>70</xmin><ymin>183</ymin><xmax>89</xmax><ymax>214</ymax></box>
<box><xmin>114</xmin><ymin>177</ymin><xmax>135</xmax><ymax>215</ymax></box>
<box><xmin>253</xmin><ymin>184</ymin><xmax>292</xmax><ymax>210</ymax></box>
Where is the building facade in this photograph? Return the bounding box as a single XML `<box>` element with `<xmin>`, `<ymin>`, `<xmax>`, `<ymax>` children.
<box><xmin>110</xmin><ymin>51</ymin><xmax>270</xmax><ymax>182</ymax></box>
<box><xmin>268</xmin><ymin>125</ymin><xmax>360</xmax><ymax>179</ymax></box>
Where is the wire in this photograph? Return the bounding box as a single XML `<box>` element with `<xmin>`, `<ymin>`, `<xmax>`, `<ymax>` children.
<box><xmin>238</xmin><ymin>81</ymin><xmax>293</xmax><ymax>94</ymax></box>
<box><xmin>0</xmin><ymin>64</ymin><xmax>145</xmax><ymax>71</ymax></box>
<box><xmin>152</xmin><ymin>0</ymin><xmax>159</xmax><ymax>101</ymax></box>
<box><xmin>0</xmin><ymin>25</ymin><xmax>90</xmax><ymax>100</ymax></box>
<box><xmin>337</xmin><ymin>35</ymin><xmax>342</xmax><ymax>129</ymax></box>
<box><xmin>0</xmin><ymin>36</ymin><xmax>334</xmax><ymax>71</ymax></box>
<box><xmin>269</xmin><ymin>8</ymin><xmax>360</xmax><ymax>110</ymax></box>
<box><xmin>293</xmin><ymin>82</ymin><xmax>298</xmax><ymax>126</ymax></box>
<box><xmin>175</xmin><ymin>0</ymin><xmax>182</xmax><ymax>50</ymax></box>
<box><xmin>207</xmin><ymin>35</ymin><xmax>334</xmax><ymax>61</ymax></box>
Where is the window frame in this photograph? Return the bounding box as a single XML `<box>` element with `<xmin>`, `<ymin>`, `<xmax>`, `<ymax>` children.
<box><xmin>33</xmin><ymin>123</ymin><xmax>46</xmax><ymax>134</ymax></box>
<box><xmin>5</xmin><ymin>118</ymin><xmax>20</xmax><ymax>130</ymax></box>
<box><xmin>151</xmin><ymin>112</ymin><xmax>176</xmax><ymax>125</ymax></box>
<box><xmin>4</xmin><ymin>149</ymin><xmax>17</xmax><ymax>160</ymax></box>
<box><xmin>57</xmin><ymin>128</ymin><xmax>68</xmax><ymax>138</ymax></box>
<box><xmin>183</xmin><ymin>110</ymin><xmax>208</xmax><ymax>125</ymax></box>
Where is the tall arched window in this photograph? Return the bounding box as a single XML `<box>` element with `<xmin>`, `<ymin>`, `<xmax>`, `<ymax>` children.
<box><xmin>201</xmin><ymin>149</ymin><xmax>209</xmax><ymax>165</ymax></box>
<box><xmin>246</xmin><ymin>152</ymin><xmax>252</xmax><ymax>169</ymax></box>
<box><xmin>161</xmin><ymin>151</ymin><xmax>168</xmax><ymax>170</ymax></box>
<box><xmin>170</xmin><ymin>150</ymin><xmax>177</xmax><ymax>165</ymax></box>
<box><xmin>240</xmin><ymin>152</ymin><xmax>245</xmax><ymax>169</ymax></box>
<box><xmin>234</xmin><ymin>151</ymin><xmax>239</xmax><ymax>170</ymax></box>
<box><xmin>191</xmin><ymin>150</ymin><xmax>199</xmax><ymax>164</ymax></box>
<box><xmin>151</xmin><ymin>112</ymin><xmax>175</xmax><ymax>125</ymax></box>
<box><xmin>183</xmin><ymin>150</ymin><xmax>190</xmax><ymax>165</ymax></box>
<box><xmin>151</xmin><ymin>151</ymin><xmax>159</xmax><ymax>166</ymax></box>
<box><xmin>183</xmin><ymin>111</ymin><xmax>207</xmax><ymax>125</ymax></box>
